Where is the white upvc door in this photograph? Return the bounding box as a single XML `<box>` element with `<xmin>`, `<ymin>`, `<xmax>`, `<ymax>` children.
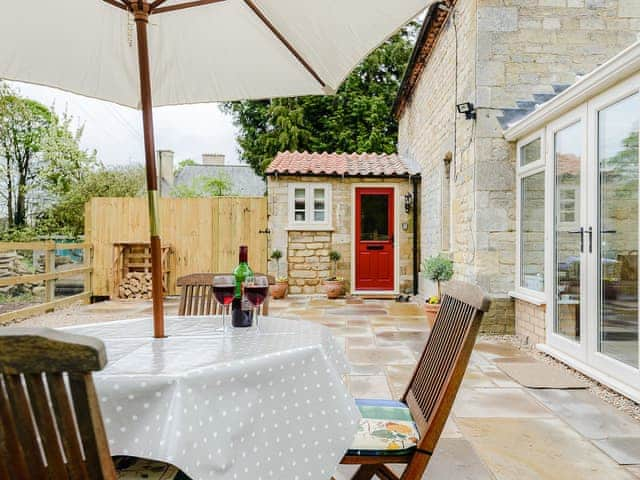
<box><xmin>546</xmin><ymin>105</ymin><xmax>590</xmax><ymax>362</ymax></box>
<box><xmin>545</xmin><ymin>73</ymin><xmax>640</xmax><ymax>394</ymax></box>
<box><xmin>584</xmin><ymin>74</ymin><xmax>640</xmax><ymax>389</ymax></box>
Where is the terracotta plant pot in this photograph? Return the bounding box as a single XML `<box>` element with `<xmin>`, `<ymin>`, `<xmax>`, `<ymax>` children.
<box><xmin>324</xmin><ymin>280</ymin><xmax>344</xmax><ymax>299</ymax></box>
<box><xmin>270</xmin><ymin>281</ymin><xmax>288</xmax><ymax>299</ymax></box>
<box><xmin>423</xmin><ymin>303</ymin><xmax>440</xmax><ymax>327</ymax></box>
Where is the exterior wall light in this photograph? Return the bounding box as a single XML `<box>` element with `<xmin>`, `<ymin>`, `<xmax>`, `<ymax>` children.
<box><xmin>456</xmin><ymin>102</ymin><xmax>476</xmax><ymax>120</ymax></box>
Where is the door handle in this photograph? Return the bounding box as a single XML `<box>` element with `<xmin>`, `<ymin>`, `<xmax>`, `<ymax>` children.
<box><xmin>587</xmin><ymin>226</ymin><xmax>593</xmax><ymax>253</ymax></box>
<box><xmin>568</xmin><ymin>227</ymin><xmax>584</xmax><ymax>253</ymax></box>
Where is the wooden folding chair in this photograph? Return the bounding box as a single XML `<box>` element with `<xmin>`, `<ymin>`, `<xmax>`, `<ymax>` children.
<box><xmin>0</xmin><ymin>328</ymin><xmax>190</xmax><ymax>480</ymax></box>
<box><xmin>0</xmin><ymin>327</ymin><xmax>115</xmax><ymax>479</ymax></box>
<box><xmin>177</xmin><ymin>272</ymin><xmax>275</xmax><ymax>316</ymax></box>
<box><xmin>339</xmin><ymin>281</ymin><xmax>491</xmax><ymax>480</ymax></box>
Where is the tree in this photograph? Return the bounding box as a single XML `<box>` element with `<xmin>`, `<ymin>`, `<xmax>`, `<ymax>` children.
<box><xmin>40</xmin><ymin>111</ymin><xmax>97</xmax><ymax>196</ymax></box>
<box><xmin>0</xmin><ymin>83</ymin><xmax>55</xmax><ymax>227</ymax></box>
<box><xmin>39</xmin><ymin>164</ymin><xmax>146</xmax><ymax>237</ymax></box>
<box><xmin>222</xmin><ymin>22</ymin><xmax>419</xmax><ymax>174</ymax></box>
<box><xmin>174</xmin><ymin>158</ymin><xmax>197</xmax><ymax>177</ymax></box>
<box><xmin>171</xmin><ymin>173</ymin><xmax>233</xmax><ymax>198</ymax></box>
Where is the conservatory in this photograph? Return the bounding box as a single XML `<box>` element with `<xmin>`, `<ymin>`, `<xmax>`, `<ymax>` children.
<box><xmin>505</xmin><ymin>41</ymin><xmax>640</xmax><ymax>401</ymax></box>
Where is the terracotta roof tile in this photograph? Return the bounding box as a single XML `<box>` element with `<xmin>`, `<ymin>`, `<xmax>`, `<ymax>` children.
<box><xmin>265</xmin><ymin>151</ymin><xmax>420</xmax><ymax>177</ymax></box>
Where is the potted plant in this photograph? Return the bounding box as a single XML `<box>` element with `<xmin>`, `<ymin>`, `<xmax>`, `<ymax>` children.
<box><xmin>324</xmin><ymin>250</ymin><xmax>344</xmax><ymax>299</ymax></box>
<box><xmin>269</xmin><ymin>249</ymin><xmax>288</xmax><ymax>299</ymax></box>
<box><xmin>422</xmin><ymin>254</ymin><xmax>454</xmax><ymax>324</ymax></box>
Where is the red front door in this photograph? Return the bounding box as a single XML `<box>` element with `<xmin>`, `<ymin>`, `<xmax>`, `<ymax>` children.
<box><xmin>355</xmin><ymin>188</ymin><xmax>394</xmax><ymax>291</ymax></box>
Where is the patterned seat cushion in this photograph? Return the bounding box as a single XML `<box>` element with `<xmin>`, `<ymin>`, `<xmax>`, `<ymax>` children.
<box><xmin>347</xmin><ymin>399</ymin><xmax>420</xmax><ymax>456</ymax></box>
<box><xmin>114</xmin><ymin>456</ymin><xmax>192</xmax><ymax>480</ymax></box>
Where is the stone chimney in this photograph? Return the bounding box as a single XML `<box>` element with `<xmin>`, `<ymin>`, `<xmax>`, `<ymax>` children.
<box><xmin>202</xmin><ymin>153</ymin><xmax>225</xmax><ymax>166</ymax></box>
<box><xmin>157</xmin><ymin>150</ymin><xmax>174</xmax><ymax>197</ymax></box>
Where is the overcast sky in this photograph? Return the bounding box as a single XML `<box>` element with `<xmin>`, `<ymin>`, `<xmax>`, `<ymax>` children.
<box><xmin>8</xmin><ymin>81</ymin><xmax>241</xmax><ymax>167</ymax></box>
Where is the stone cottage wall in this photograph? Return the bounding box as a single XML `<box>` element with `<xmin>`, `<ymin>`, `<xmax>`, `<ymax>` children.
<box><xmin>267</xmin><ymin>176</ymin><xmax>415</xmax><ymax>294</ymax></box>
<box><xmin>398</xmin><ymin>0</ymin><xmax>640</xmax><ymax>333</ymax></box>
<box><xmin>475</xmin><ymin>0</ymin><xmax>640</xmax><ymax>335</ymax></box>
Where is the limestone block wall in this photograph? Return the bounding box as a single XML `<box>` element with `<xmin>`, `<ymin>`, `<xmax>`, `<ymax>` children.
<box><xmin>515</xmin><ymin>299</ymin><xmax>546</xmax><ymax>345</ymax></box>
<box><xmin>267</xmin><ymin>176</ymin><xmax>416</xmax><ymax>294</ymax></box>
<box><xmin>287</xmin><ymin>231</ymin><xmax>331</xmax><ymax>294</ymax></box>
<box><xmin>398</xmin><ymin>0</ymin><xmax>640</xmax><ymax>334</ymax></box>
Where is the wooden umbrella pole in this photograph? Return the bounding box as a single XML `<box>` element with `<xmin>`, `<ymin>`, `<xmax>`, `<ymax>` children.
<box><xmin>133</xmin><ymin>2</ymin><xmax>165</xmax><ymax>338</ymax></box>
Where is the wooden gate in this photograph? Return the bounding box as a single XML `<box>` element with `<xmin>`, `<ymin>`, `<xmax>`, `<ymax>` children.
<box><xmin>85</xmin><ymin>197</ymin><xmax>268</xmax><ymax>297</ymax></box>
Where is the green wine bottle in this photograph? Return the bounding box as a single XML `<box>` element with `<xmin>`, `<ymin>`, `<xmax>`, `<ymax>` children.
<box><xmin>232</xmin><ymin>245</ymin><xmax>253</xmax><ymax>327</ymax></box>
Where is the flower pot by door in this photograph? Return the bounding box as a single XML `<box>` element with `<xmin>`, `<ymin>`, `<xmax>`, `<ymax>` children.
<box><xmin>271</xmin><ymin>281</ymin><xmax>288</xmax><ymax>299</ymax></box>
<box><xmin>324</xmin><ymin>280</ymin><xmax>344</xmax><ymax>299</ymax></box>
<box><xmin>423</xmin><ymin>303</ymin><xmax>440</xmax><ymax>328</ymax></box>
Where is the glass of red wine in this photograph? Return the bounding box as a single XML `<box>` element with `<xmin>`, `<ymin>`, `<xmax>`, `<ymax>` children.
<box><xmin>243</xmin><ymin>275</ymin><xmax>269</xmax><ymax>331</ymax></box>
<box><xmin>213</xmin><ymin>275</ymin><xmax>235</xmax><ymax>332</ymax></box>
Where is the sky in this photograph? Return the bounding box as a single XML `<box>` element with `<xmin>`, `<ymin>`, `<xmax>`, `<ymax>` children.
<box><xmin>7</xmin><ymin>81</ymin><xmax>241</xmax><ymax>167</ymax></box>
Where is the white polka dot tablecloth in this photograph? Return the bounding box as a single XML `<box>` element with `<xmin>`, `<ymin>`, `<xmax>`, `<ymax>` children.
<box><xmin>63</xmin><ymin>316</ymin><xmax>359</xmax><ymax>480</ymax></box>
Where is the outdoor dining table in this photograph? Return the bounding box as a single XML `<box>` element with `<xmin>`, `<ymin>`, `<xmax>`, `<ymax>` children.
<box><xmin>63</xmin><ymin>316</ymin><xmax>360</xmax><ymax>480</ymax></box>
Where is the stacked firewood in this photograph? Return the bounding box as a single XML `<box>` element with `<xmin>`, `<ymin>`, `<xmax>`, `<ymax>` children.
<box><xmin>118</xmin><ymin>272</ymin><xmax>152</xmax><ymax>299</ymax></box>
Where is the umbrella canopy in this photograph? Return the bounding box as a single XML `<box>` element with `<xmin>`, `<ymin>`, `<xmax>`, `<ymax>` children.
<box><xmin>0</xmin><ymin>0</ymin><xmax>431</xmax><ymax>337</ymax></box>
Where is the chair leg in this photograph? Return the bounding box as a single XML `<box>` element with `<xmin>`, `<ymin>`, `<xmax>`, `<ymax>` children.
<box><xmin>376</xmin><ymin>465</ymin><xmax>401</xmax><ymax>480</ymax></box>
<box><xmin>351</xmin><ymin>465</ymin><xmax>379</xmax><ymax>480</ymax></box>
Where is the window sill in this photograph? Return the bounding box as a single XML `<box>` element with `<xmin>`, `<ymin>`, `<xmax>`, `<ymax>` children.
<box><xmin>509</xmin><ymin>290</ymin><xmax>546</xmax><ymax>306</ymax></box>
<box><xmin>286</xmin><ymin>225</ymin><xmax>334</xmax><ymax>232</ymax></box>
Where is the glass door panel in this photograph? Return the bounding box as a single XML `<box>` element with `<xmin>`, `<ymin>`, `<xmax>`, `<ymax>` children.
<box><xmin>598</xmin><ymin>93</ymin><xmax>640</xmax><ymax>368</ymax></box>
<box><xmin>555</xmin><ymin>122</ymin><xmax>583</xmax><ymax>341</ymax></box>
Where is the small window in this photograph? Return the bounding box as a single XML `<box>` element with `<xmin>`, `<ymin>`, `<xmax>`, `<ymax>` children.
<box><xmin>520</xmin><ymin>138</ymin><xmax>541</xmax><ymax>167</ymax></box>
<box><xmin>288</xmin><ymin>183</ymin><xmax>332</xmax><ymax>229</ymax></box>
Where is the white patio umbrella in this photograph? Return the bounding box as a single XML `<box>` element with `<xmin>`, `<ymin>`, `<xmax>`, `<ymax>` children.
<box><xmin>0</xmin><ymin>0</ymin><xmax>431</xmax><ymax>337</ymax></box>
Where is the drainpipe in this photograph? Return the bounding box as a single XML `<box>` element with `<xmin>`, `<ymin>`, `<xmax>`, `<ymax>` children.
<box><xmin>411</xmin><ymin>175</ymin><xmax>420</xmax><ymax>295</ymax></box>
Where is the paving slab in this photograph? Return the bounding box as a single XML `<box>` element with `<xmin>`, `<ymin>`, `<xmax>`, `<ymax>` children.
<box><xmin>386</xmin><ymin>303</ymin><xmax>425</xmax><ymax>316</ymax></box>
<box><xmin>494</xmin><ymin>360</ymin><xmax>588</xmax><ymax>389</ymax></box>
<box><xmin>529</xmin><ymin>389</ymin><xmax>640</xmax><ymax>439</ymax></box>
<box><xmin>593</xmin><ymin>437</ymin><xmax>640</xmax><ymax>465</ymax></box>
<box><xmin>627</xmin><ymin>465</ymin><xmax>640</xmax><ymax>478</ymax></box>
<box><xmin>458</xmin><ymin>418</ymin><xmax>636</xmax><ymax>480</ymax></box>
<box><xmin>453</xmin><ymin>388</ymin><xmax>553</xmax><ymax>418</ymax></box>
<box><xmin>374</xmin><ymin>330</ymin><xmax>428</xmax><ymax>345</ymax></box>
<box><xmin>334</xmin><ymin>438</ymin><xmax>493</xmax><ymax>480</ymax></box>
<box><xmin>385</xmin><ymin>364</ymin><xmax>415</xmax><ymax>398</ymax></box>
<box><xmin>346</xmin><ymin>375</ymin><xmax>392</xmax><ymax>399</ymax></box>
<box><xmin>462</xmin><ymin>370</ymin><xmax>499</xmax><ymax>388</ymax></box>
<box><xmin>347</xmin><ymin>346</ymin><xmax>417</xmax><ymax>366</ymax></box>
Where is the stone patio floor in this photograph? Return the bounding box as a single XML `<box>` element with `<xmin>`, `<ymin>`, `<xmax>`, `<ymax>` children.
<box><xmin>12</xmin><ymin>295</ymin><xmax>640</xmax><ymax>479</ymax></box>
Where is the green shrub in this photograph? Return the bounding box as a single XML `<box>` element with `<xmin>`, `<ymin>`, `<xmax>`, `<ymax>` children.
<box><xmin>422</xmin><ymin>254</ymin><xmax>453</xmax><ymax>302</ymax></box>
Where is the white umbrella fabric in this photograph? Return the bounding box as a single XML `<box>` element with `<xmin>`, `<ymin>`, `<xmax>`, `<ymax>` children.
<box><xmin>0</xmin><ymin>0</ymin><xmax>431</xmax><ymax>337</ymax></box>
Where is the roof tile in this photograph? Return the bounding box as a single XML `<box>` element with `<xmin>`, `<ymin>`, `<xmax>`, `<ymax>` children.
<box><xmin>265</xmin><ymin>151</ymin><xmax>420</xmax><ymax>177</ymax></box>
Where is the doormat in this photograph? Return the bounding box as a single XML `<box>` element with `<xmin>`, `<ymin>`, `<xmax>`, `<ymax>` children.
<box><xmin>494</xmin><ymin>360</ymin><xmax>588</xmax><ymax>389</ymax></box>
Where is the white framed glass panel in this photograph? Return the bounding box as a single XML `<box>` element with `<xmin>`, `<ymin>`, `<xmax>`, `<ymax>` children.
<box><xmin>294</xmin><ymin>188</ymin><xmax>306</xmax><ymax>222</ymax></box>
<box><xmin>554</xmin><ymin>121</ymin><xmax>583</xmax><ymax>341</ymax></box>
<box><xmin>313</xmin><ymin>188</ymin><xmax>326</xmax><ymax>222</ymax></box>
<box><xmin>521</xmin><ymin>171</ymin><xmax>545</xmax><ymax>292</ymax></box>
<box><xmin>520</xmin><ymin>137</ymin><xmax>542</xmax><ymax>167</ymax></box>
<box><xmin>597</xmin><ymin>92</ymin><xmax>640</xmax><ymax>368</ymax></box>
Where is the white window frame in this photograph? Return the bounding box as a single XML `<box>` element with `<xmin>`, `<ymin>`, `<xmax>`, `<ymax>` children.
<box><xmin>514</xmin><ymin>130</ymin><xmax>547</xmax><ymax>303</ymax></box>
<box><xmin>287</xmin><ymin>183</ymin><xmax>332</xmax><ymax>230</ymax></box>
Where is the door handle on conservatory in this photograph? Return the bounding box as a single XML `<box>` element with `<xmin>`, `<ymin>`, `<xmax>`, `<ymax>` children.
<box><xmin>587</xmin><ymin>226</ymin><xmax>593</xmax><ymax>253</ymax></box>
<box><xmin>568</xmin><ymin>227</ymin><xmax>584</xmax><ymax>253</ymax></box>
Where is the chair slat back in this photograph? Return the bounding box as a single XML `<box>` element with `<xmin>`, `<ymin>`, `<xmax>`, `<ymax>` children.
<box><xmin>403</xmin><ymin>281</ymin><xmax>490</xmax><ymax>452</ymax></box>
<box><xmin>177</xmin><ymin>272</ymin><xmax>275</xmax><ymax>316</ymax></box>
<box><xmin>0</xmin><ymin>328</ymin><xmax>116</xmax><ymax>480</ymax></box>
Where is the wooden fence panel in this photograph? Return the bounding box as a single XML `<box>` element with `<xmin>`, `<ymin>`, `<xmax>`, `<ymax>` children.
<box><xmin>85</xmin><ymin>197</ymin><xmax>269</xmax><ymax>297</ymax></box>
